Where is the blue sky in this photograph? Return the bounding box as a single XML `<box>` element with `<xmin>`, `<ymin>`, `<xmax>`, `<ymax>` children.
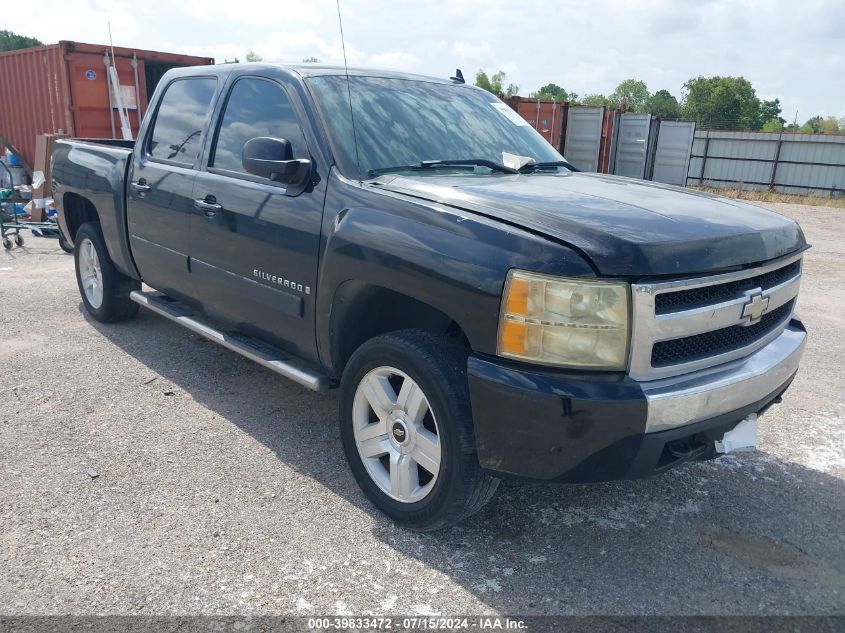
<box><xmin>10</xmin><ymin>0</ymin><xmax>845</xmax><ymax>120</ymax></box>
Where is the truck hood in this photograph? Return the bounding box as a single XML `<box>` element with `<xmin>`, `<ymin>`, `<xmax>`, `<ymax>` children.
<box><xmin>374</xmin><ymin>172</ymin><xmax>806</xmax><ymax>277</ymax></box>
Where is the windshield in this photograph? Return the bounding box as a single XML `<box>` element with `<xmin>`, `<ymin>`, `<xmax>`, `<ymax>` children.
<box><xmin>307</xmin><ymin>75</ymin><xmax>565</xmax><ymax>179</ymax></box>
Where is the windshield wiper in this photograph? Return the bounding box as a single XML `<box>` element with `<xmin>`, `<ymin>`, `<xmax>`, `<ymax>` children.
<box><xmin>421</xmin><ymin>159</ymin><xmax>518</xmax><ymax>174</ymax></box>
<box><xmin>367</xmin><ymin>158</ymin><xmax>518</xmax><ymax>178</ymax></box>
<box><xmin>517</xmin><ymin>160</ymin><xmax>579</xmax><ymax>173</ymax></box>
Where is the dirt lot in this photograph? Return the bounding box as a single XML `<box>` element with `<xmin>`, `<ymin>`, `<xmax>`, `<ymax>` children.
<box><xmin>1</xmin><ymin>203</ymin><xmax>843</xmax><ymax>616</ymax></box>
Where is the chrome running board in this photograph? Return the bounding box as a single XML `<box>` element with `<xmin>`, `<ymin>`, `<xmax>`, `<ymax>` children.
<box><xmin>130</xmin><ymin>290</ymin><xmax>330</xmax><ymax>392</ymax></box>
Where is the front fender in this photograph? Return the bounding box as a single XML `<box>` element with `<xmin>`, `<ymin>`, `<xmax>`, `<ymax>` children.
<box><xmin>315</xmin><ymin>185</ymin><xmax>595</xmax><ymax>373</ymax></box>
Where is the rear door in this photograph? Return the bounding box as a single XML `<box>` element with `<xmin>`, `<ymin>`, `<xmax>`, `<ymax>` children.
<box><xmin>190</xmin><ymin>75</ymin><xmax>325</xmax><ymax>362</ymax></box>
<box><xmin>126</xmin><ymin>76</ymin><xmax>217</xmax><ymax>300</ymax></box>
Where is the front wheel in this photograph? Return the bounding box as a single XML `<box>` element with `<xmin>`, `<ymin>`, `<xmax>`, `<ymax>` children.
<box><xmin>74</xmin><ymin>222</ymin><xmax>140</xmax><ymax>322</ymax></box>
<box><xmin>339</xmin><ymin>330</ymin><xmax>499</xmax><ymax>531</ymax></box>
<box><xmin>58</xmin><ymin>230</ymin><xmax>74</xmax><ymax>253</ymax></box>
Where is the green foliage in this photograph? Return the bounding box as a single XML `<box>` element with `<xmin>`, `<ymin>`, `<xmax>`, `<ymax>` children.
<box><xmin>0</xmin><ymin>30</ymin><xmax>43</xmax><ymax>52</ymax></box>
<box><xmin>681</xmin><ymin>76</ymin><xmax>761</xmax><ymax>130</ymax></box>
<box><xmin>800</xmin><ymin>116</ymin><xmax>844</xmax><ymax>135</ymax></box>
<box><xmin>610</xmin><ymin>79</ymin><xmax>650</xmax><ymax>112</ymax></box>
<box><xmin>648</xmin><ymin>89</ymin><xmax>681</xmax><ymax>119</ymax></box>
<box><xmin>245</xmin><ymin>51</ymin><xmax>263</xmax><ymax>62</ymax></box>
<box><xmin>820</xmin><ymin>116</ymin><xmax>842</xmax><ymax>134</ymax></box>
<box><xmin>302</xmin><ymin>57</ymin><xmax>321</xmax><ymax>63</ymax></box>
<box><xmin>475</xmin><ymin>69</ymin><xmax>518</xmax><ymax>97</ymax></box>
<box><xmin>761</xmin><ymin>118</ymin><xmax>785</xmax><ymax>132</ymax></box>
<box><xmin>579</xmin><ymin>94</ymin><xmax>613</xmax><ymax>108</ymax></box>
<box><xmin>800</xmin><ymin>115</ymin><xmax>824</xmax><ymax>133</ymax></box>
<box><xmin>534</xmin><ymin>83</ymin><xmax>569</xmax><ymax>101</ymax></box>
<box><xmin>758</xmin><ymin>99</ymin><xmax>784</xmax><ymax>127</ymax></box>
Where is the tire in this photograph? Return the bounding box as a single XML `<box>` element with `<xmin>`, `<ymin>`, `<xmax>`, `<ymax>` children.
<box><xmin>339</xmin><ymin>329</ymin><xmax>499</xmax><ymax>531</ymax></box>
<box><xmin>74</xmin><ymin>222</ymin><xmax>140</xmax><ymax>322</ymax></box>
<box><xmin>2</xmin><ymin>237</ymin><xmax>11</xmax><ymax>250</ymax></box>
<box><xmin>58</xmin><ymin>231</ymin><xmax>74</xmax><ymax>253</ymax></box>
<box><xmin>14</xmin><ymin>234</ymin><xmax>24</xmax><ymax>247</ymax></box>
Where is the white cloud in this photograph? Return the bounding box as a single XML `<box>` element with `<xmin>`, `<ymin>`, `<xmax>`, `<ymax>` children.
<box><xmin>368</xmin><ymin>51</ymin><xmax>423</xmax><ymax>71</ymax></box>
<box><xmin>6</xmin><ymin>0</ymin><xmax>844</xmax><ymax>117</ymax></box>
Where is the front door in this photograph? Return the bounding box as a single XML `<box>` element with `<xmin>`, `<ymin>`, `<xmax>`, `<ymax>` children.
<box><xmin>126</xmin><ymin>76</ymin><xmax>218</xmax><ymax>300</ymax></box>
<box><xmin>190</xmin><ymin>76</ymin><xmax>325</xmax><ymax>362</ymax></box>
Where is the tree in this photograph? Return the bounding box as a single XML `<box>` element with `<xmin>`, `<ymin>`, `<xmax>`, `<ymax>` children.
<box><xmin>758</xmin><ymin>99</ymin><xmax>784</xmax><ymax>128</ymax></box>
<box><xmin>800</xmin><ymin>116</ymin><xmax>824</xmax><ymax>133</ymax></box>
<box><xmin>0</xmin><ymin>30</ymin><xmax>43</xmax><ymax>52</ymax></box>
<box><xmin>648</xmin><ymin>89</ymin><xmax>681</xmax><ymax>119</ymax></box>
<box><xmin>761</xmin><ymin>119</ymin><xmax>785</xmax><ymax>132</ymax></box>
<box><xmin>610</xmin><ymin>79</ymin><xmax>650</xmax><ymax>112</ymax></box>
<box><xmin>820</xmin><ymin>116</ymin><xmax>842</xmax><ymax>134</ymax></box>
<box><xmin>245</xmin><ymin>51</ymin><xmax>263</xmax><ymax>62</ymax></box>
<box><xmin>302</xmin><ymin>56</ymin><xmax>321</xmax><ymax>63</ymax></box>
<box><xmin>534</xmin><ymin>83</ymin><xmax>569</xmax><ymax>101</ymax></box>
<box><xmin>579</xmin><ymin>93</ymin><xmax>612</xmax><ymax>108</ymax></box>
<box><xmin>475</xmin><ymin>69</ymin><xmax>518</xmax><ymax>97</ymax></box>
<box><xmin>681</xmin><ymin>76</ymin><xmax>761</xmax><ymax>130</ymax></box>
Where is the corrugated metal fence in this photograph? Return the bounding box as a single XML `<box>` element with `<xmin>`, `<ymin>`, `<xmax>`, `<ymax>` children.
<box><xmin>687</xmin><ymin>130</ymin><xmax>845</xmax><ymax>197</ymax></box>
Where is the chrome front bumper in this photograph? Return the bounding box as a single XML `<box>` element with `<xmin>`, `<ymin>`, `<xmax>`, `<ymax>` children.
<box><xmin>642</xmin><ymin>321</ymin><xmax>806</xmax><ymax>433</ymax></box>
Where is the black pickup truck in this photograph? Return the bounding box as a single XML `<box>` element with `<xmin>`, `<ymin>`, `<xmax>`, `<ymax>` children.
<box><xmin>53</xmin><ymin>63</ymin><xmax>807</xmax><ymax>530</ymax></box>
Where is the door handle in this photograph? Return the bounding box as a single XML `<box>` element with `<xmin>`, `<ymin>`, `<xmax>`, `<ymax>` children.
<box><xmin>130</xmin><ymin>180</ymin><xmax>152</xmax><ymax>193</ymax></box>
<box><xmin>193</xmin><ymin>198</ymin><xmax>223</xmax><ymax>217</ymax></box>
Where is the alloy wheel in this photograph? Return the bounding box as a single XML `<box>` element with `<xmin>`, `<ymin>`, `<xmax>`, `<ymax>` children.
<box><xmin>352</xmin><ymin>366</ymin><xmax>442</xmax><ymax>503</ymax></box>
<box><xmin>78</xmin><ymin>237</ymin><xmax>104</xmax><ymax>309</ymax></box>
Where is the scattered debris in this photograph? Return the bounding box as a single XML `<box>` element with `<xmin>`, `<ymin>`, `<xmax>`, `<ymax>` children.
<box><xmin>163</xmin><ymin>391</ymin><xmax>175</xmax><ymax>396</ymax></box>
<box><xmin>143</xmin><ymin>376</ymin><xmax>158</xmax><ymax>385</ymax></box>
<box><xmin>86</xmin><ymin>468</ymin><xmax>99</xmax><ymax>480</ymax></box>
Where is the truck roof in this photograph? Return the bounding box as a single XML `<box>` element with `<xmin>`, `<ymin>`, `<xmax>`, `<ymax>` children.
<box><xmin>166</xmin><ymin>62</ymin><xmax>456</xmax><ymax>85</ymax></box>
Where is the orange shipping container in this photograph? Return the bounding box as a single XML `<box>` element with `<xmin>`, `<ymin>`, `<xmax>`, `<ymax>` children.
<box><xmin>506</xmin><ymin>97</ymin><xmax>568</xmax><ymax>152</ymax></box>
<box><xmin>0</xmin><ymin>41</ymin><xmax>213</xmax><ymax>170</ymax></box>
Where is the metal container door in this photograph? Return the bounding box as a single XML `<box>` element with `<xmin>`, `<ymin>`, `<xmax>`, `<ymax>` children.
<box><xmin>612</xmin><ymin>112</ymin><xmax>652</xmax><ymax>179</ymax></box>
<box><xmin>563</xmin><ymin>107</ymin><xmax>604</xmax><ymax>171</ymax></box>
<box><xmin>651</xmin><ymin>121</ymin><xmax>696</xmax><ymax>186</ymax></box>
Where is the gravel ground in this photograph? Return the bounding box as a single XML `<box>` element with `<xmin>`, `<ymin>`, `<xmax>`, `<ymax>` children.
<box><xmin>1</xmin><ymin>202</ymin><xmax>843</xmax><ymax>616</ymax></box>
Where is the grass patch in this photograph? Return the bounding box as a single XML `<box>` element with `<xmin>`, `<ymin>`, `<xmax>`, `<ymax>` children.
<box><xmin>688</xmin><ymin>186</ymin><xmax>845</xmax><ymax>209</ymax></box>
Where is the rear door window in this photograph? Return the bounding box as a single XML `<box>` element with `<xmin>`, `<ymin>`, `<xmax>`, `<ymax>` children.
<box><xmin>148</xmin><ymin>78</ymin><xmax>217</xmax><ymax>166</ymax></box>
<box><xmin>211</xmin><ymin>78</ymin><xmax>308</xmax><ymax>175</ymax></box>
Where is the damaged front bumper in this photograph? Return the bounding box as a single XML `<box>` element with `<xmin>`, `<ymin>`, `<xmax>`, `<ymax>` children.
<box><xmin>467</xmin><ymin>318</ymin><xmax>806</xmax><ymax>482</ymax></box>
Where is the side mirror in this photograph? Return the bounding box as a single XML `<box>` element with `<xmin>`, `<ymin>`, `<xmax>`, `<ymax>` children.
<box><xmin>242</xmin><ymin>137</ymin><xmax>311</xmax><ymax>189</ymax></box>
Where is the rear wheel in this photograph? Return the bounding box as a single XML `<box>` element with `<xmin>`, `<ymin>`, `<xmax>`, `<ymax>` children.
<box><xmin>339</xmin><ymin>330</ymin><xmax>499</xmax><ymax>531</ymax></box>
<box><xmin>74</xmin><ymin>222</ymin><xmax>140</xmax><ymax>322</ymax></box>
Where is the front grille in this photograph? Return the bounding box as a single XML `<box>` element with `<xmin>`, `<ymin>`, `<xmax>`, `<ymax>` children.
<box><xmin>651</xmin><ymin>300</ymin><xmax>795</xmax><ymax>367</ymax></box>
<box><xmin>655</xmin><ymin>260</ymin><xmax>800</xmax><ymax>314</ymax></box>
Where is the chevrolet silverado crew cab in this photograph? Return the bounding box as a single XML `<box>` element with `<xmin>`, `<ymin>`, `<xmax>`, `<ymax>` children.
<box><xmin>53</xmin><ymin>64</ymin><xmax>807</xmax><ymax>530</ymax></box>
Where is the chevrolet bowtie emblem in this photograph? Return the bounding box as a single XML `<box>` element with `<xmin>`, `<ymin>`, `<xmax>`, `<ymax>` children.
<box><xmin>741</xmin><ymin>291</ymin><xmax>770</xmax><ymax>325</ymax></box>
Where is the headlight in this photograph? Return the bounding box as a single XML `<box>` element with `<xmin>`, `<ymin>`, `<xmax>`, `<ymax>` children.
<box><xmin>497</xmin><ymin>270</ymin><xmax>630</xmax><ymax>370</ymax></box>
